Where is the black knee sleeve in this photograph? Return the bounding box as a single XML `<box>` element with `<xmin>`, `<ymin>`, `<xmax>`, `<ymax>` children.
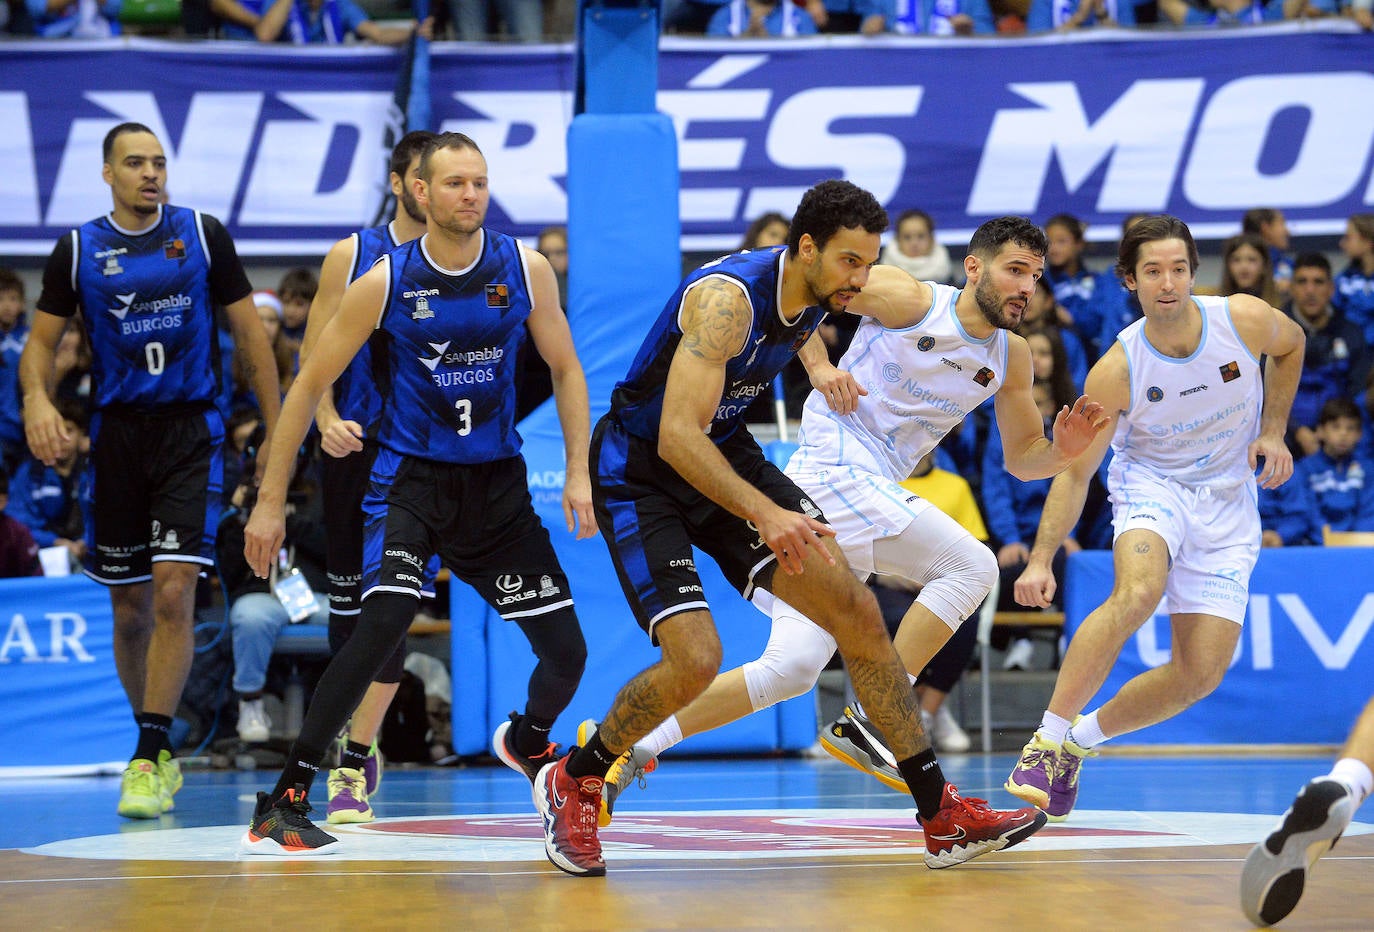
<box><xmin>294</xmin><ymin>592</ymin><xmax>417</xmax><ymax>762</ymax></box>
<box><xmin>513</xmin><ymin>606</ymin><xmax>587</xmax><ymax>722</ymax></box>
<box><xmin>330</xmin><ymin>609</ymin><xmax>406</xmax><ymax>683</ymax></box>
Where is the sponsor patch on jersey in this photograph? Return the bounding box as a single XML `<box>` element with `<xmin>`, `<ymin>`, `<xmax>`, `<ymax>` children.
<box><xmin>485</xmin><ymin>284</ymin><xmax>509</xmax><ymax>308</ymax></box>
<box><xmin>163</xmin><ymin>238</ymin><xmax>186</xmax><ymax>260</ymax></box>
<box><xmin>972</xmin><ymin>366</ymin><xmax>995</xmax><ymax>387</ymax></box>
<box><xmin>1219</xmin><ymin>360</ymin><xmax>1240</xmax><ymax>382</ymax></box>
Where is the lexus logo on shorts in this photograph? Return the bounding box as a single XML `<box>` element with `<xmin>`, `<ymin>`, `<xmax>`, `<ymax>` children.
<box><xmin>495</xmin><ymin>575</ymin><xmax>523</xmax><ymax>593</ymax></box>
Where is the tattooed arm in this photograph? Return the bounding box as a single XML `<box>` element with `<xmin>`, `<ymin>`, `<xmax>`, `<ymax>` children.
<box><xmin>657</xmin><ymin>277</ymin><xmax>835</xmax><ymax>576</ymax></box>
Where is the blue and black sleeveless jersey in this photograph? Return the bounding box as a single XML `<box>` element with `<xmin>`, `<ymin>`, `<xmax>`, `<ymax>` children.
<box><xmin>611</xmin><ymin>247</ymin><xmax>827</xmax><ymax>443</ymax></box>
<box><xmin>36</xmin><ymin>205</ymin><xmax>251</xmax><ymax>412</ymax></box>
<box><xmin>333</xmin><ymin>222</ymin><xmax>401</xmax><ymax>434</ymax></box>
<box><xmin>373</xmin><ymin>230</ymin><xmax>532</xmax><ymax>464</ymax></box>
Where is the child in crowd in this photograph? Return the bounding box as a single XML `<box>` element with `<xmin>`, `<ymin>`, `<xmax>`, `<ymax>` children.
<box><xmin>1335</xmin><ymin>213</ymin><xmax>1374</xmax><ymax>347</ymax></box>
<box><xmin>1219</xmin><ymin>232</ymin><xmax>1280</xmax><ymax>306</ymax></box>
<box><xmin>4</xmin><ymin>398</ymin><xmax>87</xmax><ymax>572</ymax></box>
<box><xmin>276</xmin><ymin>267</ymin><xmax>317</xmax><ymax>344</ymax></box>
<box><xmin>880</xmin><ymin>209</ymin><xmax>956</xmax><ymax>284</ymax></box>
<box><xmin>1042</xmin><ymin>214</ymin><xmax>1101</xmax><ymax>357</ymax></box>
<box><xmin>0</xmin><ymin>267</ymin><xmax>28</xmax><ymax>474</ymax></box>
<box><xmin>1295</xmin><ymin>397</ymin><xmax>1374</xmax><ymax>535</ymax></box>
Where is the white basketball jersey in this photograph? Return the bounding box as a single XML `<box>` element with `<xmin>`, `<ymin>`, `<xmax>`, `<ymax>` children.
<box><xmin>791</xmin><ymin>282</ymin><xmax>1008</xmax><ymax>482</ymax></box>
<box><xmin>1109</xmin><ymin>294</ymin><xmax>1261</xmax><ymax>489</ymax></box>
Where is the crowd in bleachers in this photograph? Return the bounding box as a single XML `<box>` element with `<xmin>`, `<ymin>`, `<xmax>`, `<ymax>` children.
<box><xmin>0</xmin><ymin>0</ymin><xmax>1367</xmax><ymax>40</ymax></box>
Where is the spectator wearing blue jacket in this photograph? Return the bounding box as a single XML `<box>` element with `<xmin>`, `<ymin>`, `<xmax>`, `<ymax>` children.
<box><xmin>1091</xmin><ymin>271</ymin><xmax>1139</xmax><ymax>359</ymax></box>
<box><xmin>982</xmin><ymin>388</ymin><xmax>1082</xmax><ymax>598</ymax></box>
<box><xmin>1242</xmin><ymin>207</ymin><xmax>1295</xmax><ymax>298</ymax></box>
<box><xmin>1356</xmin><ymin>388</ymin><xmax>1374</xmax><ymax>465</ymax></box>
<box><xmin>1335</xmin><ymin>213</ymin><xmax>1374</xmax><ymax>348</ymax></box>
<box><xmin>0</xmin><ymin>268</ymin><xmax>28</xmax><ymax>475</ymax></box>
<box><xmin>1023</xmin><ymin>276</ymin><xmax>1089</xmax><ymax>391</ymax></box>
<box><xmin>227</xmin><ymin>0</ymin><xmax>429</xmax><ymax>42</ymax></box>
<box><xmin>1259</xmin><ymin>470</ymin><xmax>1321</xmax><ymax>547</ymax></box>
<box><xmin>1027</xmin><ymin>0</ymin><xmax>1135</xmax><ymax>31</ymax></box>
<box><xmin>1042</xmin><ymin>214</ymin><xmax>1106</xmax><ymax>361</ymax></box>
<box><xmin>1159</xmin><ymin>0</ymin><xmax>1285</xmax><ymax>24</ymax></box>
<box><xmin>889</xmin><ymin>0</ymin><xmax>994</xmax><ymax>32</ymax></box>
<box><xmin>807</xmin><ymin>0</ymin><xmax>890</xmax><ymax>32</ymax></box>
<box><xmin>26</xmin><ymin>0</ymin><xmax>120</xmax><ymax>36</ymax></box>
<box><xmin>981</xmin><ymin>382</ymin><xmax>1079</xmax><ymax>668</ymax></box>
<box><xmin>707</xmin><ymin>0</ymin><xmax>819</xmax><ymax>33</ymax></box>
<box><xmin>1287</xmin><ymin>253</ymin><xmax>1369</xmax><ymax>458</ymax></box>
<box><xmin>1297</xmin><ymin>398</ymin><xmax>1374</xmax><ymax>536</ymax></box>
<box><xmin>4</xmin><ymin>399</ymin><xmax>86</xmax><ymax>571</ymax></box>
<box><xmin>1084</xmin><ymin>215</ymin><xmax>1147</xmax><ymax>361</ymax></box>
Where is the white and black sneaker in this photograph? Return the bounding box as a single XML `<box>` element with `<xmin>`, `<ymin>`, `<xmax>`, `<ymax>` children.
<box><xmin>1240</xmin><ymin>778</ymin><xmax>1359</xmax><ymax>926</ymax></box>
<box><xmin>818</xmin><ymin>706</ymin><xmax>907</xmax><ymax>793</ymax></box>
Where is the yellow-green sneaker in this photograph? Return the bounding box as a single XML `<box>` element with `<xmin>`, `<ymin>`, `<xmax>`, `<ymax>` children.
<box><xmin>325</xmin><ymin>767</ymin><xmax>374</xmax><ymax>824</ymax></box>
<box><xmin>117</xmin><ymin>759</ymin><xmax>163</xmax><ymax>820</ymax></box>
<box><xmin>157</xmin><ymin>749</ymin><xmax>183</xmax><ymax>813</ymax></box>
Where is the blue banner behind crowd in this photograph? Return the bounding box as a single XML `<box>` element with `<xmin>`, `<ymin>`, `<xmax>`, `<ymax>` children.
<box><xmin>1064</xmin><ymin>548</ymin><xmax>1374</xmax><ymax>745</ymax></box>
<box><xmin>0</xmin><ymin>576</ymin><xmax>129</xmax><ymax>768</ymax></box>
<box><xmin>2</xmin><ymin>23</ymin><xmax>1370</xmax><ymax>255</ymax></box>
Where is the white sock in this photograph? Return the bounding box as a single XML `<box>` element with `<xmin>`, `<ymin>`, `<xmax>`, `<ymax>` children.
<box><xmin>1328</xmin><ymin>758</ymin><xmax>1374</xmax><ymax>803</ymax></box>
<box><xmin>1068</xmin><ymin>709</ymin><xmax>1109</xmax><ymax>749</ymax></box>
<box><xmin>639</xmin><ymin>716</ymin><xmax>684</xmax><ymax>758</ymax></box>
<box><xmin>850</xmin><ymin>674</ymin><xmax>916</xmax><ymax>723</ymax></box>
<box><xmin>1038</xmin><ymin>711</ymin><xmax>1071</xmax><ymax>746</ymax></box>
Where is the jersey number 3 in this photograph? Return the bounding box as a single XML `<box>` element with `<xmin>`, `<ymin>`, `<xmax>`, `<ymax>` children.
<box><xmin>454</xmin><ymin>398</ymin><xmax>472</xmax><ymax>436</ymax></box>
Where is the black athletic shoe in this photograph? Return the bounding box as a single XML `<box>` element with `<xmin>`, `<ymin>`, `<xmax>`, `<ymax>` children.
<box><xmin>240</xmin><ymin>785</ymin><xmax>340</xmax><ymax>856</ymax></box>
<box><xmin>493</xmin><ymin>711</ymin><xmax>561</xmax><ymax>784</ymax></box>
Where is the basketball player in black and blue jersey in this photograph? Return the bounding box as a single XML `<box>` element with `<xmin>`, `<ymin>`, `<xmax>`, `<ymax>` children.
<box><xmin>297</xmin><ymin>130</ymin><xmax>436</xmax><ymax>825</ymax></box>
<box><xmin>533</xmin><ymin>180</ymin><xmax>1043</xmax><ymax>878</ymax></box>
<box><xmin>20</xmin><ymin>122</ymin><xmax>282</xmax><ymax>820</ymax></box>
<box><xmin>239</xmin><ymin>132</ymin><xmax>594</xmax><ymax>855</ymax></box>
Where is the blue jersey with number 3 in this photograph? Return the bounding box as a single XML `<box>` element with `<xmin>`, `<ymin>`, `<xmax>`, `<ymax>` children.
<box><xmin>375</xmin><ymin>230</ymin><xmax>532</xmax><ymax>464</ymax></box>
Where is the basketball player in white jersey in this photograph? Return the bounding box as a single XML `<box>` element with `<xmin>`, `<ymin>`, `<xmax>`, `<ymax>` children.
<box><xmin>590</xmin><ymin>217</ymin><xmax>1109</xmax><ymax>834</ymax></box>
<box><xmin>1005</xmin><ymin>214</ymin><xmax>1305</xmax><ymax>822</ymax></box>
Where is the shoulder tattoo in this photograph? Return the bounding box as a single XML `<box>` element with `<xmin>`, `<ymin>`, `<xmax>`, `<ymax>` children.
<box><xmin>680</xmin><ymin>279</ymin><xmax>750</xmax><ymax>363</ymax></box>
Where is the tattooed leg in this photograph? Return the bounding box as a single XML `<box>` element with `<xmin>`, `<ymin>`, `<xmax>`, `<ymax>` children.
<box><xmin>596</xmin><ymin>610</ymin><xmax>723</xmax><ymax>756</ymax></box>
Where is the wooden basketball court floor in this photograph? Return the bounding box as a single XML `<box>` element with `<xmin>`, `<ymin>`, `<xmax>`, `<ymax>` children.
<box><xmin>2</xmin><ymin>749</ymin><xmax>1370</xmax><ymax>930</ymax></box>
